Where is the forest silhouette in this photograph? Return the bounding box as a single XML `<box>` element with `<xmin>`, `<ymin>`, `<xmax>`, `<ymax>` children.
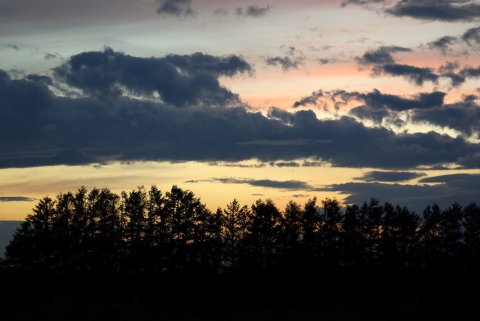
<box><xmin>1</xmin><ymin>185</ymin><xmax>480</xmax><ymax>320</ymax></box>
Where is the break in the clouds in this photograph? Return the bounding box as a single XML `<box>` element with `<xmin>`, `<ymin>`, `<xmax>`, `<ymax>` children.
<box><xmin>356</xmin><ymin>171</ymin><xmax>426</xmax><ymax>182</ymax></box>
<box><xmin>54</xmin><ymin>48</ymin><xmax>251</xmax><ymax>107</ymax></box>
<box><xmin>324</xmin><ymin>173</ymin><xmax>480</xmax><ymax>211</ymax></box>
<box><xmin>186</xmin><ymin>177</ymin><xmax>312</xmax><ymax>190</ymax></box>
<box><xmin>0</xmin><ymin>196</ymin><xmax>35</xmax><ymax>202</ymax></box>
<box><xmin>156</xmin><ymin>0</ymin><xmax>196</xmax><ymax>17</ymax></box>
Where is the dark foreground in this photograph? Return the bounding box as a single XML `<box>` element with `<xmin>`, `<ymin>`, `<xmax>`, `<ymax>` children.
<box><xmin>1</xmin><ymin>186</ymin><xmax>479</xmax><ymax>320</ymax></box>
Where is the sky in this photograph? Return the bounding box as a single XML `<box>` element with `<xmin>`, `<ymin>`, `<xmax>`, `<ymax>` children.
<box><xmin>0</xmin><ymin>0</ymin><xmax>480</xmax><ymax>219</ymax></box>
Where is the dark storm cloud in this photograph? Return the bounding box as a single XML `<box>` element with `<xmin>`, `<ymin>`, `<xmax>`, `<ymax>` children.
<box><xmin>356</xmin><ymin>171</ymin><xmax>427</xmax><ymax>182</ymax></box>
<box><xmin>54</xmin><ymin>48</ymin><xmax>251</xmax><ymax>107</ymax></box>
<box><xmin>185</xmin><ymin>178</ymin><xmax>312</xmax><ymax>190</ymax></box>
<box><xmin>386</xmin><ymin>0</ymin><xmax>480</xmax><ymax>22</ymax></box>
<box><xmin>156</xmin><ymin>0</ymin><xmax>196</xmax><ymax>17</ymax></box>
<box><xmin>235</xmin><ymin>5</ymin><xmax>270</xmax><ymax>18</ymax></box>
<box><xmin>426</xmin><ymin>36</ymin><xmax>458</xmax><ymax>54</ymax></box>
<box><xmin>323</xmin><ymin>173</ymin><xmax>480</xmax><ymax>211</ymax></box>
<box><xmin>0</xmin><ymin>196</ymin><xmax>35</xmax><ymax>202</ymax></box>
<box><xmin>2</xmin><ymin>50</ymin><xmax>480</xmax><ymax>170</ymax></box>
<box><xmin>411</xmin><ymin>98</ymin><xmax>480</xmax><ymax>137</ymax></box>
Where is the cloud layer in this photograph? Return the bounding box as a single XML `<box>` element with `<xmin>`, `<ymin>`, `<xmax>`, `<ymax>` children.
<box><xmin>1</xmin><ymin>49</ymin><xmax>480</xmax><ymax>171</ymax></box>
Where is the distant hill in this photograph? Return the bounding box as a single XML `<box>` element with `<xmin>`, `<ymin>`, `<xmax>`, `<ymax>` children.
<box><xmin>0</xmin><ymin>221</ymin><xmax>21</xmax><ymax>257</ymax></box>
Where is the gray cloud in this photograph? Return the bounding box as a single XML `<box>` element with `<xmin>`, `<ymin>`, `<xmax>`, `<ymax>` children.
<box><xmin>462</xmin><ymin>26</ymin><xmax>480</xmax><ymax>46</ymax></box>
<box><xmin>156</xmin><ymin>0</ymin><xmax>196</xmax><ymax>17</ymax></box>
<box><xmin>323</xmin><ymin>173</ymin><xmax>480</xmax><ymax>211</ymax></box>
<box><xmin>266</xmin><ymin>46</ymin><xmax>305</xmax><ymax>71</ymax></box>
<box><xmin>387</xmin><ymin>0</ymin><xmax>480</xmax><ymax>22</ymax></box>
<box><xmin>266</xmin><ymin>56</ymin><xmax>303</xmax><ymax>71</ymax></box>
<box><xmin>356</xmin><ymin>46</ymin><xmax>412</xmax><ymax>66</ymax></box>
<box><xmin>356</xmin><ymin>170</ymin><xmax>427</xmax><ymax>182</ymax></box>
<box><xmin>0</xmin><ymin>44</ymin><xmax>19</xmax><ymax>51</ymax></box>
<box><xmin>382</xmin><ymin>63</ymin><xmax>439</xmax><ymax>86</ymax></box>
<box><xmin>293</xmin><ymin>90</ymin><xmax>324</xmax><ymax>108</ymax></box>
<box><xmin>0</xmin><ymin>196</ymin><xmax>35</xmax><ymax>202</ymax></box>
<box><xmin>54</xmin><ymin>48</ymin><xmax>251</xmax><ymax>107</ymax></box>
<box><xmin>426</xmin><ymin>36</ymin><xmax>458</xmax><ymax>54</ymax></box>
<box><xmin>341</xmin><ymin>0</ymin><xmax>386</xmax><ymax>7</ymax></box>
<box><xmin>185</xmin><ymin>177</ymin><xmax>313</xmax><ymax>190</ymax></box>
<box><xmin>357</xmin><ymin>46</ymin><xmax>480</xmax><ymax>86</ymax></box>
<box><xmin>2</xmin><ymin>50</ymin><xmax>480</xmax><ymax>170</ymax></box>
<box><xmin>356</xmin><ymin>46</ymin><xmax>441</xmax><ymax>85</ymax></box>
<box><xmin>411</xmin><ymin>98</ymin><xmax>480</xmax><ymax>138</ymax></box>
<box><xmin>235</xmin><ymin>5</ymin><xmax>270</xmax><ymax>18</ymax></box>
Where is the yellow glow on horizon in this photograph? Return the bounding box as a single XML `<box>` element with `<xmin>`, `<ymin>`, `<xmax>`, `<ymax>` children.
<box><xmin>1</xmin><ymin>161</ymin><xmax>479</xmax><ymax>221</ymax></box>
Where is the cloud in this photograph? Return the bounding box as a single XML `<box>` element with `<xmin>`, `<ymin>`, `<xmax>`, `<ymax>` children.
<box><xmin>293</xmin><ymin>90</ymin><xmax>324</xmax><ymax>108</ymax></box>
<box><xmin>156</xmin><ymin>0</ymin><xmax>196</xmax><ymax>17</ymax></box>
<box><xmin>356</xmin><ymin>46</ymin><xmax>480</xmax><ymax>87</ymax></box>
<box><xmin>185</xmin><ymin>177</ymin><xmax>313</xmax><ymax>190</ymax></box>
<box><xmin>382</xmin><ymin>64</ymin><xmax>439</xmax><ymax>86</ymax></box>
<box><xmin>266</xmin><ymin>46</ymin><xmax>305</xmax><ymax>71</ymax></box>
<box><xmin>266</xmin><ymin>56</ymin><xmax>303</xmax><ymax>71</ymax></box>
<box><xmin>323</xmin><ymin>173</ymin><xmax>480</xmax><ymax>211</ymax></box>
<box><xmin>360</xmin><ymin>89</ymin><xmax>445</xmax><ymax>111</ymax></box>
<box><xmin>349</xmin><ymin>89</ymin><xmax>445</xmax><ymax>123</ymax></box>
<box><xmin>421</xmin><ymin>26</ymin><xmax>480</xmax><ymax>56</ymax></box>
<box><xmin>54</xmin><ymin>48</ymin><xmax>252</xmax><ymax>107</ymax></box>
<box><xmin>341</xmin><ymin>0</ymin><xmax>386</xmax><ymax>6</ymax></box>
<box><xmin>356</xmin><ymin>171</ymin><xmax>427</xmax><ymax>182</ymax></box>
<box><xmin>426</xmin><ymin>36</ymin><xmax>458</xmax><ymax>54</ymax></box>
<box><xmin>386</xmin><ymin>0</ymin><xmax>480</xmax><ymax>22</ymax></box>
<box><xmin>235</xmin><ymin>5</ymin><xmax>270</xmax><ymax>18</ymax></box>
<box><xmin>295</xmin><ymin>88</ymin><xmax>445</xmax><ymax>124</ymax></box>
<box><xmin>356</xmin><ymin>46</ymin><xmax>441</xmax><ymax>85</ymax></box>
<box><xmin>2</xmin><ymin>50</ymin><xmax>480</xmax><ymax>170</ymax></box>
<box><xmin>356</xmin><ymin>46</ymin><xmax>412</xmax><ymax>66</ymax></box>
<box><xmin>411</xmin><ymin>98</ymin><xmax>480</xmax><ymax>138</ymax></box>
<box><xmin>0</xmin><ymin>44</ymin><xmax>19</xmax><ymax>51</ymax></box>
<box><xmin>462</xmin><ymin>26</ymin><xmax>480</xmax><ymax>46</ymax></box>
<box><xmin>0</xmin><ymin>196</ymin><xmax>35</xmax><ymax>202</ymax></box>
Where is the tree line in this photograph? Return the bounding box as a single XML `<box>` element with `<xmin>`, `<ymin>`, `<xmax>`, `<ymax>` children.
<box><xmin>4</xmin><ymin>185</ymin><xmax>480</xmax><ymax>279</ymax></box>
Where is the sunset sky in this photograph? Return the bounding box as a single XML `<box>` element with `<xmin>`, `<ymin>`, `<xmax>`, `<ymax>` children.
<box><xmin>1</xmin><ymin>0</ymin><xmax>480</xmax><ymax>219</ymax></box>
